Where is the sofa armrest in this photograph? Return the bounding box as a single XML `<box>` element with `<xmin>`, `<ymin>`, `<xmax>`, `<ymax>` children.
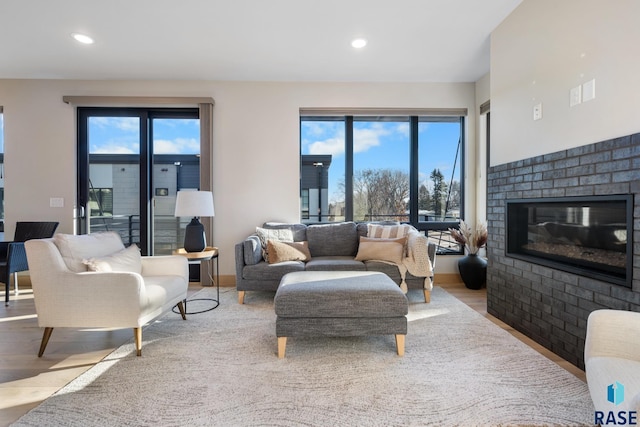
<box><xmin>242</xmin><ymin>235</ymin><xmax>262</xmax><ymax>265</ymax></box>
<box><xmin>32</xmin><ymin>270</ymin><xmax>147</xmax><ymax>327</ymax></box>
<box><xmin>585</xmin><ymin>309</ymin><xmax>640</xmax><ymax>363</ymax></box>
<box><xmin>141</xmin><ymin>255</ymin><xmax>188</xmax><ymax>282</ymax></box>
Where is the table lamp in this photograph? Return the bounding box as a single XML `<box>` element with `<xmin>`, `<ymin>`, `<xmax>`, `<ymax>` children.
<box><xmin>174</xmin><ymin>190</ymin><xmax>215</xmax><ymax>252</ymax></box>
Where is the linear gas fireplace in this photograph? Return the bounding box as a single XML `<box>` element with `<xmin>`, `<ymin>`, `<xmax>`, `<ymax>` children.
<box><xmin>506</xmin><ymin>195</ymin><xmax>633</xmax><ymax>287</ymax></box>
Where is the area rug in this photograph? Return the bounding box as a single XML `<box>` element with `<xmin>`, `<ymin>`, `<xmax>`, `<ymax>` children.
<box><xmin>12</xmin><ymin>287</ymin><xmax>594</xmax><ymax>426</ymax></box>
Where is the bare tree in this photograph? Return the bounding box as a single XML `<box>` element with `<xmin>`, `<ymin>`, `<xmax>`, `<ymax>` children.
<box><xmin>353</xmin><ymin>168</ymin><xmax>409</xmax><ymax>221</ymax></box>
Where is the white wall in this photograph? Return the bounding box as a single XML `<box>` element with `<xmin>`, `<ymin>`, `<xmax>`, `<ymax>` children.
<box><xmin>491</xmin><ymin>0</ymin><xmax>640</xmax><ymax>166</ymax></box>
<box><xmin>0</xmin><ymin>79</ymin><xmax>476</xmax><ymax>276</ymax></box>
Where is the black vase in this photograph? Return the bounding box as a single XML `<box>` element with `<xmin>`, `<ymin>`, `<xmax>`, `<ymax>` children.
<box><xmin>458</xmin><ymin>254</ymin><xmax>487</xmax><ymax>290</ymax></box>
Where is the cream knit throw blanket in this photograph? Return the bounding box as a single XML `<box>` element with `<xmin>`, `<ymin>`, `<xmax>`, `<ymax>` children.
<box><xmin>370</xmin><ymin>227</ymin><xmax>434</xmax><ymax>293</ymax></box>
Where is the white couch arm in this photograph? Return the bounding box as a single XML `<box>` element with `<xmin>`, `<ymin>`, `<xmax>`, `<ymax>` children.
<box><xmin>141</xmin><ymin>255</ymin><xmax>189</xmax><ymax>282</ymax></box>
<box><xmin>585</xmin><ymin>309</ymin><xmax>640</xmax><ymax>363</ymax></box>
<box><xmin>32</xmin><ymin>270</ymin><xmax>148</xmax><ymax>327</ymax></box>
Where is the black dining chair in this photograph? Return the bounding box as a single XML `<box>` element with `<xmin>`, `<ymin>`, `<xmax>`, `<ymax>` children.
<box><xmin>1</xmin><ymin>221</ymin><xmax>59</xmax><ymax>305</ymax></box>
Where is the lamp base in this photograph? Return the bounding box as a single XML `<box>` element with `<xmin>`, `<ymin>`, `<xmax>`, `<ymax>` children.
<box><xmin>184</xmin><ymin>217</ymin><xmax>206</xmax><ymax>252</ymax></box>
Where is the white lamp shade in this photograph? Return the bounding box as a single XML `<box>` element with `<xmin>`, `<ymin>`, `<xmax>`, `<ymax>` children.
<box><xmin>174</xmin><ymin>191</ymin><xmax>215</xmax><ymax>217</ymax></box>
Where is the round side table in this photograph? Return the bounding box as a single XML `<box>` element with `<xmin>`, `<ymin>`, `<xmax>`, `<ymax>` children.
<box><xmin>173</xmin><ymin>246</ymin><xmax>219</xmax><ymax>314</ymax></box>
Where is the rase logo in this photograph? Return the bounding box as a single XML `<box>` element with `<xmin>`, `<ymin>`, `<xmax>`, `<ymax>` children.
<box><xmin>595</xmin><ymin>381</ymin><xmax>637</xmax><ymax>425</ymax></box>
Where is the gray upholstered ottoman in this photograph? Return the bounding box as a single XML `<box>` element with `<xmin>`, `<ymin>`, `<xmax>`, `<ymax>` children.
<box><xmin>274</xmin><ymin>271</ymin><xmax>409</xmax><ymax>358</ymax></box>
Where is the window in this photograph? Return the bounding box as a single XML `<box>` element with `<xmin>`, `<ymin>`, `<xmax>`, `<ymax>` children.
<box><xmin>0</xmin><ymin>108</ymin><xmax>4</xmax><ymax>228</ymax></box>
<box><xmin>89</xmin><ymin>187</ymin><xmax>113</xmax><ymax>217</ymax></box>
<box><xmin>300</xmin><ymin>113</ymin><xmax>465</xmax><ymax>254</ymax></box>
<box><xmin>301</xmin><ymin>189</ymin><xmax>310</xmax><ymax>220</ymax></box>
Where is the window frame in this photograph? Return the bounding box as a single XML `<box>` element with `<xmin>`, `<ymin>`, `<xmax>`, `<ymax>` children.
<box><xmin>300</xmin><ymin>113</ymin><xmax>465</xmax><ymax>254</ymax></box>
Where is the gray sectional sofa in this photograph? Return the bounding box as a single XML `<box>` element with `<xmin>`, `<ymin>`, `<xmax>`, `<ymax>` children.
<box><xmin>235</xmin><ymin>221</ymin><xmax>436</xmax><ymax>304</ymax></box>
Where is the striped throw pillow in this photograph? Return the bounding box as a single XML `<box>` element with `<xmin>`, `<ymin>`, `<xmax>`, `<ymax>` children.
<box><xmin>367</xmin><ymin>224</ymin><xmax>411</xmax><ymax>255</ymax></box>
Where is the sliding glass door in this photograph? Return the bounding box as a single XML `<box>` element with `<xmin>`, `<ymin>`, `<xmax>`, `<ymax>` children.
<box><xmin>77</xmin><ymin>108</ymin><xmax>200</xmax><ymax>255</ymax></box>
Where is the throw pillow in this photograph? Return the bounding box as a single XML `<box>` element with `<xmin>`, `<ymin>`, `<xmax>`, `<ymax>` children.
<box><xmin>367</xmin><ymin>223</ymin><xmax>411</xmax><ymax>239</ymax></box>
<box><xmin>255</xmin><ymin>227</ymin><xmax>294</xmax><ymax>261</ymax></box>
<box><xmin>367</xmin><ymin>223</ymin><xmax>411</xmax><ymax>255</ymax></box>
<box><xmin>355</xmin><ymin>236</ymin><xmax>407</xmax><ymax>264</ymax></box>
<box><xmin>266</xmin><ymin>240</ymin><xmax>311</xmax><ymax>264</ymax></box>
<box><xmin>83</xmin><ymin>244</ymin><xmax>142</xmax><ymax>274</ymax></box>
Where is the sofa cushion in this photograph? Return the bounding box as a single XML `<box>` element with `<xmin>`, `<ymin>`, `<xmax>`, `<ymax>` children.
<box><xmin>263</xmin><ymin>222</ymin><xmax>308</xmax><ymax>242</ymax></box>
<box><xmin>305</xmin><ymin>256</ymin><xmax>366</xmax><ymax>271</ymax></box>
<box><xmin>364</xmin><ymin>260</ymin><xmax>402</xmax><ymax>282</ymax></box>
<box><xmin>83</xmin><ymin>244</ymin><xmax>142</xmax><ymax>274</ymax></box>
<box><xmin>267</xmin><ymin>240</ymin><xmax>311</xmax><ymax>264</ymax></box>
<box><xmin>355</xmin><ymin>236</ymin><xmax>406</xmax><ymax>264</ymax></box>
<box><xmin>242</xmin><ymin>260</ymin><xmax>305</xmax><ymax>281</ymax></box>
<box><xmin>307</xmin><ymin>222</ymin><xmax>358</xmax><ymax>257</ymax></box>
<box><xmin>54</xmin><ymin>232</ymin><xmax>126</xmax><ymax>272</ymax></box>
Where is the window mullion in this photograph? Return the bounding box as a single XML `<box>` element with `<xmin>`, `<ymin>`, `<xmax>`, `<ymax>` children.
<box><xmin>409</xmin><ymin>116</ymin><xmax>419</xmax><ymax>225</ymax></box>
<box><xmin>345</xmin><ymin>116</ymin><xmax>354</xmax><ymax>221</ymax></box>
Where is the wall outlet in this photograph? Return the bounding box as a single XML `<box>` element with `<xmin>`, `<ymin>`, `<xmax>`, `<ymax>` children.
<box><xmin>582</xmin><ymin>79</ymin><xmax>596</xmax><ymax>102</ymax></box>
<box><xmin>533</xmin><ymin>103</ymin><xmax>543</xmax><ymax>120</ymax></box>
<box><xmin>570</xmin><ymin>85</ymin><xmax>582</xmax><ymax>107</ymax></box>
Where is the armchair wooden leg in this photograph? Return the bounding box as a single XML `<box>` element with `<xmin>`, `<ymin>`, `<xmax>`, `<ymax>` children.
<box><xmin>395</xmin><ymin>334</ymin><xmax>405</xmax><ymax>356</ymax></box>
<box><xmin>38</xmin><ymin>327</ymin><xmax>54</xmax><ymax>357</ymax></box>
<box><xmin>176</xmin><ymin>301</ymin><xmax>187</xmax><ymax>320</ymax></box>
<box><xmin>423</xmin><ymin>289</ymin><xmax>431</xmax><ymax>303</ymax></box>
<box><xmin>134</xmin><ymin>327</ymin><xmax>142</xmax><ymax>356</ymax></box>
<box><xmin>238</xmin><ymin>291</ymin><xmax>245</xmax><ymax>304</ymax></box>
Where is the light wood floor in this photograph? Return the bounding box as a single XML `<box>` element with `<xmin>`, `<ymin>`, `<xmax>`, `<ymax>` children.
<box><xmin>0</xmin><ymin>281</ymin><xmax>586</xmax><ymax>427</ymax></box>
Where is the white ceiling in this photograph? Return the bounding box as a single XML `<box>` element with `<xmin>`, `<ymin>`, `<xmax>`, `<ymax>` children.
<box><xmin>1</xmin><ymin>0</ymin><xmax>522</xmax><ymax>82</ymax></box>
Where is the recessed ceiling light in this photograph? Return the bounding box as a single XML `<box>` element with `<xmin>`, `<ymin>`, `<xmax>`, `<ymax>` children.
<box><xmin>351</xmin><ymin>38</ymin><xmax>367</xmax><ymax>49</ymax></box>
<box><xmin>71</xmin><ymin>33</ymin><xmax>94</xmax><ymax>44</ymax></box>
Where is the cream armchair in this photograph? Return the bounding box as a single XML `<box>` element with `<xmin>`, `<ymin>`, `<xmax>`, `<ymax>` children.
<box><xmin>25</xmin><ymin>232</ymin><xmax>189</xmax><ymax>357</ymax></box>
<box><xmin>584</xmin><ymin>309</ymin><xmax>640</xmax><ymax>413</ymax></box>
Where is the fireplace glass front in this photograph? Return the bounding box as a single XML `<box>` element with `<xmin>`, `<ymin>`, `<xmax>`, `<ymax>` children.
<box><xmin>506</xmin><ymin>195</ymin><xmax>632</xmax><ymax>287</ymax></box>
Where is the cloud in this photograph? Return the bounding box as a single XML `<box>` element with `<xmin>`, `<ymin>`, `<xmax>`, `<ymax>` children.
<box><xmin>91</xmin><ymin>143</ymin><xmax>137</xmax><ymax>154</ymax></box>
<box><xmin>90</xmin><ymin>136</ymin><xmax>139</xmax><ymax>154</ymax></box>
<box><xmin>154</xmin><ymin>138</ymin><xmax>199</xmax><ymax>154</ymax></box>
<box><xmin>307</xmin><ymin>137</ymin><xmax>344</xmax><ymax>156</ymax></box>
<box><xmin>302</xmin><ymin>121</ymin><xmax>398</xmax><ymax>156</ymax></box>
<box><xmin>353</xmin><ymin>127</ymin><xmax>384</xmax><ymax>153</ymax></box>
<box><xmin>90</xmin><ymin>116</ymin><xmax>140</xmax><ymax>132</ymax></box>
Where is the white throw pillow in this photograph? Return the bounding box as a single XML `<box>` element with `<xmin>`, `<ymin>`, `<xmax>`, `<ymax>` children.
<box><xmin>83</xmin><ymin>244</ymin><xmax>142</xmax><ymax>274</ymax></box>
<box><xmin>54</xmin><ymin>232</ymin><xmax>126</xmax><ymax>272</ymax></box>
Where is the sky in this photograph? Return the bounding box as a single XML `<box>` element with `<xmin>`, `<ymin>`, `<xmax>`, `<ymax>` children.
<box><xmin>88</xmin><ymin>117</ymin><xmax>200</xmax><ymax>154</ymax></box>
<box><xmin>301</xmin><ymin>119</ymin><xmax>461</xmax><ymax>203</ymax></box>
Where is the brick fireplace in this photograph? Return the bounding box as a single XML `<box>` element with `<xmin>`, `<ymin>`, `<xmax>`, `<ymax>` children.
<box><xmin>486</xmin><ymin>132</ymin><xmax>640</xmax><ymax>369</ymax></box>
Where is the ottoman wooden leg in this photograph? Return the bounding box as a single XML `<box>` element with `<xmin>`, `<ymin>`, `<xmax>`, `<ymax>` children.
<box><xmin>278</xmin><ymin>337</ymin><xmax>287</xmax><ymax>358</ymax></box>
<box><xmin>395</xmin><ymin>334</ymin><xmax>405</xmax><ymax>356</ymax></box>
<box><xmin>423</xmin><ymin>289</ymin><xmax>431</xmax><ymax>303</ymax></box>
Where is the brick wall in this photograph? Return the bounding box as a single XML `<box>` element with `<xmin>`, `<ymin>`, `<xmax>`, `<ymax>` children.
<box><xmin>486</xmin><ymin>132</ymin><xmax>640</xmax><ymax>369</ymax></box>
